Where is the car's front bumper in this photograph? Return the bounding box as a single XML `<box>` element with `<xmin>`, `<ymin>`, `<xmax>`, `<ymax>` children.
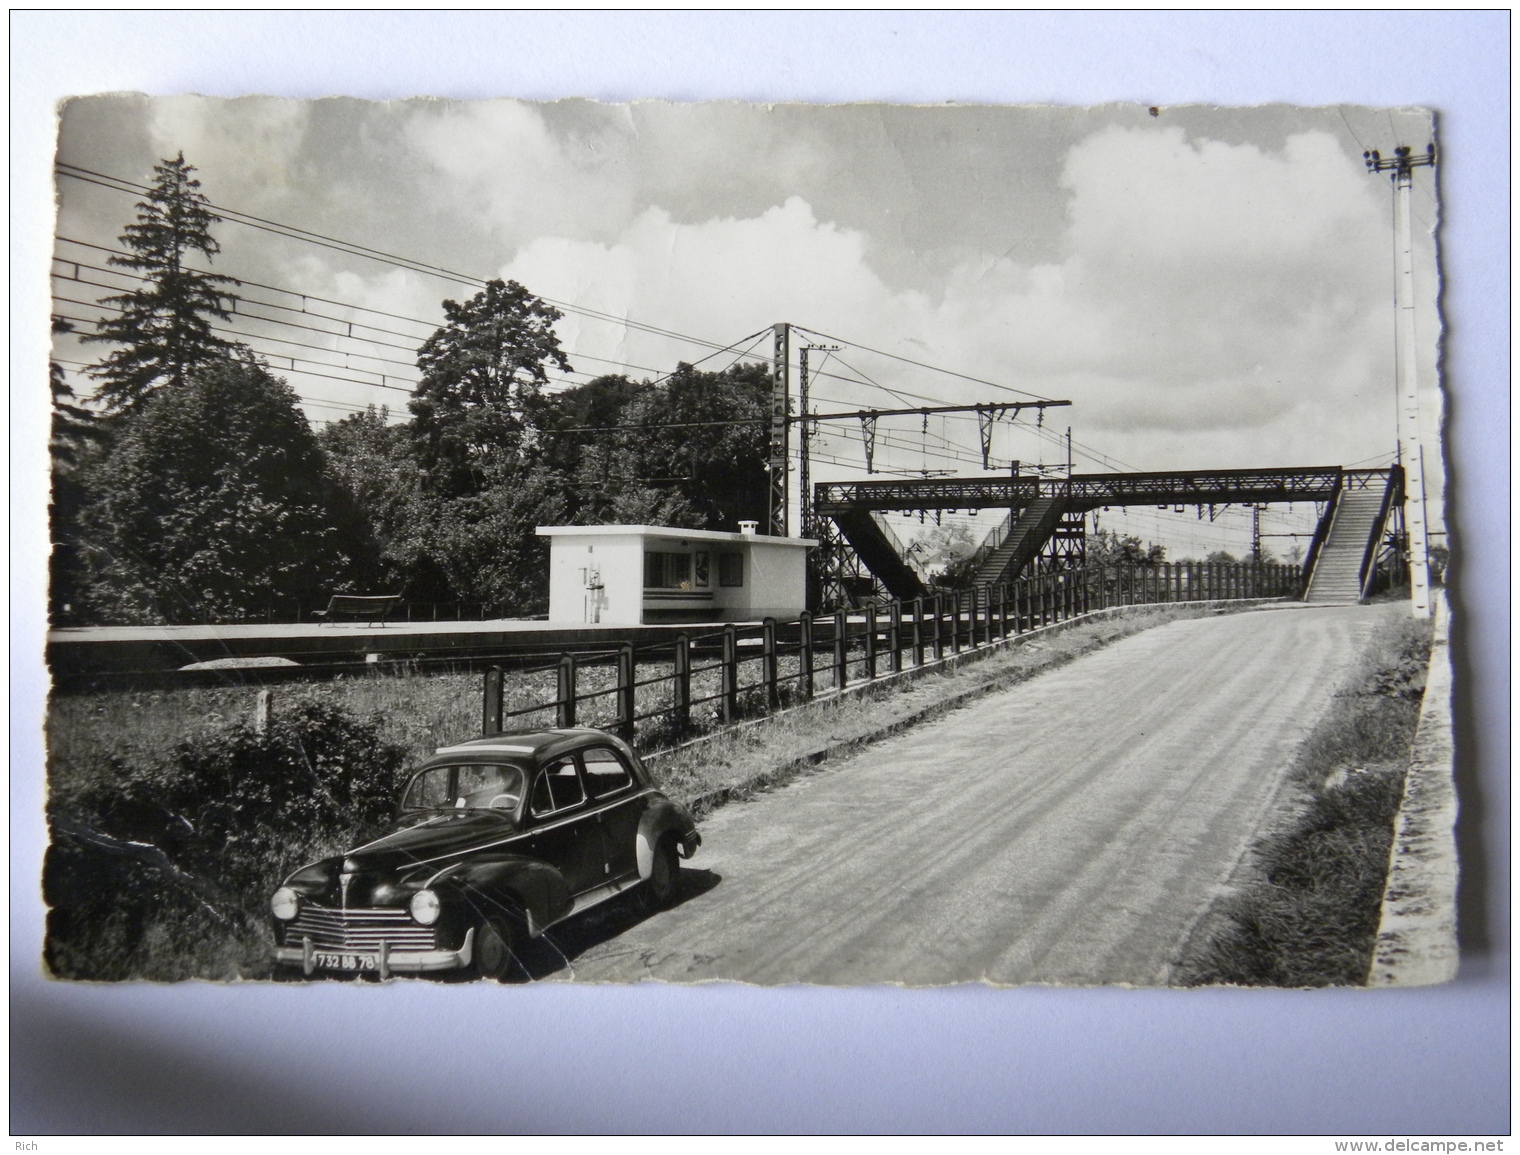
<box><xmin>275</xmin><ymin>928</ymin><xmax>475</xmax><ymax>978</ymax></box>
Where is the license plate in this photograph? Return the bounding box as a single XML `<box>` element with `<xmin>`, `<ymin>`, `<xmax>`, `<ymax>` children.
<box><xmin>313</xmin><ymin>951</ymin><xmax>377</xmax><ymax>971</ymax></box>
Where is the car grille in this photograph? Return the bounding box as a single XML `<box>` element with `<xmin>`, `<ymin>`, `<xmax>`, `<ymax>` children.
<box><xmin>287</xmin><ymin>905</ymin><xmax>436</xmax><ymax>952</ymax></box>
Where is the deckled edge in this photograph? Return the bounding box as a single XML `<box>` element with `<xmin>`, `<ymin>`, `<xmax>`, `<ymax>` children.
<box><xmin>1368</xmin><ymin>592</ymin><xmax>1458</xmax><ymax>986</ymax></box>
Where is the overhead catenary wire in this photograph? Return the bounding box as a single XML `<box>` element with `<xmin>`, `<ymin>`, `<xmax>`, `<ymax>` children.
<box><xmin>54</xmin><ymin>163</ymin><xmax>1178</xmax><ymax>477</ymax></box>
<box><xmin>54</xmin><ymin>171</ymin><xmax>1053</xmax><ymax>410</ymax></box>
<box><xmin>56</xmin><ymin>162</ymin><xmax>766</xmax><ymax>359</ymax></box>
<box><xmin>52</xmin><ymin>250</ymin><xmax>691</xmax><ymax>381</ymax></box>
<box><xmin>792</xmin><ymin>323</ymin><xmax>1055</xmax><ymax>404</ymax></box>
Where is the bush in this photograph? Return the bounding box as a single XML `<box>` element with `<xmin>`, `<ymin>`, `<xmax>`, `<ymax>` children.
<box><xmin>45</xmin><ymin>698</ymin><xmax>408</xmax><ymax>980</ymax></box>
<box><xmin>1173</xmin><ymin>612</ymin><xmax>1432</xmax><ymax>987</ymax></box>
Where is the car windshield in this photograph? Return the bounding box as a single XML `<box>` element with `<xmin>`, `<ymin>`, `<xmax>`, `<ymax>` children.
<box><xmin>401</xmin><ymin>763</ymin><xmax>529</xmax><ymax>813</ymax></box>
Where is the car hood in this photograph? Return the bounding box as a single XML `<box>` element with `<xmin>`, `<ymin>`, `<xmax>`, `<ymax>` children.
<box><xmin>346</xmin><ymin>811</ymin><xmax>523</xmax><ymax>872</ymax></box>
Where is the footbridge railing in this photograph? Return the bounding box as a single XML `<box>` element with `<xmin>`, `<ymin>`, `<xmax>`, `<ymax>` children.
<box><xmin>481</xmin><ymin>561</ymin><xmax>1298</xmax><ymax>751</ymax></box>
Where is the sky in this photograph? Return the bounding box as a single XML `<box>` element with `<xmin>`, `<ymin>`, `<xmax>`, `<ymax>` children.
<box><xmin>50</xmin><ymin>96</ymin><xmax>1443</xmax><ymax>557</ymax></box>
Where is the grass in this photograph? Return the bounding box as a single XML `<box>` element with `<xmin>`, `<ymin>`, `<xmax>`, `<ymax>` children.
<box><xmin>1171</xmin><ymin>610</ymin><xmax>1434</xmax><ymax>988</ymax></box>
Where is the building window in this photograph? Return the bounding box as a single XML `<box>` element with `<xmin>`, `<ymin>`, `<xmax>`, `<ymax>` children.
<box><xmin>719</xmin><ymin>552</ymin><xmax>744</xmax><ymax>587</ymax></box>
<box><xmin>644</xmin><ymin>551</ymin><xmax>693</xmax><ymax>590</ymax></box>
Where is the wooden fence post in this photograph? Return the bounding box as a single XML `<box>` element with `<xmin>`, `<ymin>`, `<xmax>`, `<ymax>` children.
<box><xmin>932</xmin><ymin>594</ymin><xmax>945</xmax><ymax>660</ymax></box>
<box><xmin>722</xmin><ymin>625</ymin><xmax>739</xmax><ymax>723</ymax></box>
<box><xmin>762</xmin><ymin>617</ymin><xmax>779</xmax><ymax>711</ymax></box>
<box><xmin>833</xmin><ymin>609</ymin><xmax>849</xmax><ymax>690</ymax></box>
<box><xmin>949</xmin><ymin>591</ymin><xmax>962</xmax><ymax>654</ymax></box>
<box><xmin>912</xmin><ymin>597</ymin><xmax>926</xmax><ymax>665</ymax></box>
<box><xmin>888</xmin><ymin>600</ymin><xmax>903</xmax><ymax>673</ymax></box>
<box><xmin>255</xmin><ymin>689</ymin><xmax>274</xmax><ymax>735</ymax></box>
<box><xmin>482</xmin><ymin>668</ymin><xmax>502</xmax><ymax>736</ymax></box>
<box><xmin>556</xmin><ymin>655</ymin><xmax>577</xmax><ymax>728</ymax></box>
<box><xmin>672</xmin><ymin>634</ymin><xmax>691</xmax><ymax>728</ymax></box>
<box><xmin>617</xmin><ymin>643</ymin><xmax>636</xmax><ymax>739</ymax></box>
<box><xmin>863</xmin><ymin>604</ymin><xmax>877</xmax><ymax>680</ymax></box>
<box><xmin>798</xmin><ymin>611</ymin><xmax>814</xmax><ymax>701</ymax></box>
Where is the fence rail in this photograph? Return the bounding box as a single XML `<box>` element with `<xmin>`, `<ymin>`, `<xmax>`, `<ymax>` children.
<box><xmin>480</xmin><ymin>562</ymin><xmax>1297</xmax><ymax>749</ymax></box>
<box><xmin>51</xmin><ymin>599</ymin><xmax>522</xmax><ymax>629</ymax></box>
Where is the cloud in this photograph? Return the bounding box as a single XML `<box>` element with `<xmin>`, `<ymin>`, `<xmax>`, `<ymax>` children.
<box><xmin>480</xmin><ymin>125</ymin><xmax>1409</xmax><ymax>476</ymax></box>
<box><xmin>281</xmin><ymin>114</ymin><xmax>1430</xmax><ymax>501</ymax></box>
<box><xmin>401</xmin><ymin>100</ymin><xmax>637</xmax><ymax>251</ymax></box>
<box><xmin>148</xmin><ymin>97</ymin><xmax>312</xmax><ymax>205</ymax></box>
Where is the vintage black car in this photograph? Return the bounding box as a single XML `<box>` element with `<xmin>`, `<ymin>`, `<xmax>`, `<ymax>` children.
<box><xmin>270</xmin><ymin>728</ymin><xmax>700</xmax><ymax>980</ymax></box>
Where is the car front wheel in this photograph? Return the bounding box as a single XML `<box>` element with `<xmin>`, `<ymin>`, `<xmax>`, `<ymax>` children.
<box><xmin>472</xmin><ymin>914</ymin><xmax>516</xmax><ymax>982</ymax></box>
<box><xmin>645</xmin><ymin>838</ymin><xmax>680</xmax><ymax>909</ymax></box>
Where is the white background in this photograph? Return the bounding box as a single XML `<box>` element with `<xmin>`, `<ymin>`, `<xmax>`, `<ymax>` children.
<box><xmin>10</xmin><ymin>11</ymin><xmax>1509</xmax><ymax>1135</ymax></box>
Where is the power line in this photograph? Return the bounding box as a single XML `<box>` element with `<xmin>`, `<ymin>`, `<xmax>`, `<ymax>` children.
<box><xmin>55</xmin><ymin>169</ymin><xmax>1062</xmax><ymax>418</ymax></box>
<box><xmin>792</xmin><ymin>323</ymin><xmax>1056</xmax><ymax>403</ymax></box>
<box><xmin>52</xmin><ymin>164</ymin><xmax>1117</xmax><ymax>468</ymax></box>
<box><xmin>55</xmin><ymin>235</ymin><xmax>438</xmax><ymax>334</ymax></box>
<box><xmin>55</xmin><ymin>162</ymin><xmax>764</xmax><ymax>358</ymax></box>
<box><xmin>53</xmin><ymin>250</ymin><xmax>691</xmax><ymax>382</ymax></box>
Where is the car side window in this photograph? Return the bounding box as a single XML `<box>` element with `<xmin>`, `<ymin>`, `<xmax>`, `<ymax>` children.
<box><xmin>530</xmin><ymin>756</ymin><xmax>586</xmax><ymax>818</ymax></box>
<box><xmin>581</xmin><ymin>746</ymin><xmax>634</xmax><ymax>799</ymax></box>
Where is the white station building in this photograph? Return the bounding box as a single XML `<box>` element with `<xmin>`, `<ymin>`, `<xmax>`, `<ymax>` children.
<box><xmin>536</xmin><ymin>522</ymin><xmax>816</xmax><ymax>625</ymax></box>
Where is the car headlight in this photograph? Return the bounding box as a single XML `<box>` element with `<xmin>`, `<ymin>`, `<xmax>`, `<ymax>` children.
<box><xmin>409</xmin><ymin>889</ymin><xmax>441</xmax><ymax>926</ymax></box>
<box><xmin>270</xmin><ymin>887</ymin><xmax>301</xmax><ymax>921</ymax></box>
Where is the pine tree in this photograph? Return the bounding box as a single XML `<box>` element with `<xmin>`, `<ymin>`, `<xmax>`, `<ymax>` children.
<box><xmin>49</xmin><ymin>317</ymin><xmax>104</xmax><ymax>471</ymax></box>
<box><xmin>82</xmin><ymin>153</ymin><xmax>240</xmax><ymax>413</ymax></box>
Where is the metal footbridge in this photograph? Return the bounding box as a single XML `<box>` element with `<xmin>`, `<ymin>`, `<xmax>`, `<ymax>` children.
<box><xmin>811</xmin><ymin>465</ymin><xmax>1403</xmax><ymax>604</ymax></box>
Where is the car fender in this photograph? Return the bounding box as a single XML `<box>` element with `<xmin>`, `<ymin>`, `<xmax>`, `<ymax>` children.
<box><xmin>447</xmin><ymin>856</ymin><xmax>571</xmax><ymax>936</ymax></box>
<box><xmin>636</xmin><ymin>799</ymin><xmax>697</xmax><ymax>880</ymax></box>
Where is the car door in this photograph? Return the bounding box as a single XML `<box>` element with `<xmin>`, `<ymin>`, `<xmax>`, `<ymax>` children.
<box><xmin>522</xmin><ymin>756</ymin><xmax>603</xmax><ymax>896</ymax></box>
<box><xmin>579</xmin><ymin>745</ymin><xmax>645</xmax><ymax>882</ymax></box>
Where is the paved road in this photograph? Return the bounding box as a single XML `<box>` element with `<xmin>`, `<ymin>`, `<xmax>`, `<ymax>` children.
<box><xmin>541</xmin><ymin>603</ymin><xmax>1391</xmax><ymax>986</ymax></box>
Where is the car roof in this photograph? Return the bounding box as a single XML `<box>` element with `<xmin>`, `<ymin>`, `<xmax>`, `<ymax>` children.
<box><xmin>424</xmin><ymin>728</ymin><xmax>624</xmax><ymax>766</ymax></box>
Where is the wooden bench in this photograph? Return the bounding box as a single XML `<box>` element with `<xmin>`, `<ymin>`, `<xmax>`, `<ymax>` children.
<box><xmin>312</xmin><ymin>594</ymin><xmax>404</xmax><ymax>626</ymax></box>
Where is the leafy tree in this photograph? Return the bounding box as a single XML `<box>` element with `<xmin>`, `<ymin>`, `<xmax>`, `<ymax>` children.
<box><xmin>1089</xmin><ymin>527</ymin><xmax>1167</xmax><ymax>567</ymax></box>
<box><xmin>410</xmin><ymin>279</ymin><xmax>571</xmax><ymax>496</ymax></box>
<box><xmin>75</xmin><ymin>355</ymin><xmax>367</xmax><ymax>623</ymax></box>
<box><xmin>317</xmin><ymin>405</ymin><xmax>457</xmax><ymax>601</ymax></box>
<box><xmin>82</xmin><ymin>153</ymin><xmax>240</xmax><ymax>414</ymax></box>
<box><xmin>1427</xmin><ymin>542</ymin><xmax>1449</xmax><ymax>587</ymax></box>
<box><xmin>317</xmin><ymin>405</ymin><xmax>419</xmax><ymax>545</ymax></box>
<box><xmin>392</xmin><ymin>464</ymin><xmax>569</xmax><ymax>612</ymax></box>
<box><xmin>606</xmin><ymin>361</ymin><xmax>771</xmax><ymax>530</ymax></box>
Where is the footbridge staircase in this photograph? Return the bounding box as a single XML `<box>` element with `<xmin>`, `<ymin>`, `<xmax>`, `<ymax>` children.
<box><xmin>1302</xmin><ymin>468</ymin><xmax>1404</xmax><ymax>604</ymax></box>
<box><xmin>971</xmin><ymin>495</ymin><xmax>1069</xmax><ymax>586</ymax></box>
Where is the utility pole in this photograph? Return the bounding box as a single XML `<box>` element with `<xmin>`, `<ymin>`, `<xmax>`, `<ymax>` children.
<box><xmin>1366</xmin><ymin>143</ymin><xmax>1436</xmax><ymax>619</ymax></box>
<box><xmin>768</xmin><ymin>322</ymin><xmax>790</xmax><ymax>536</ymax></box>
<box><xmin>797</xmin><ymin>341</ymin><xmax>839</xmax><ymax>539</ymax></box>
